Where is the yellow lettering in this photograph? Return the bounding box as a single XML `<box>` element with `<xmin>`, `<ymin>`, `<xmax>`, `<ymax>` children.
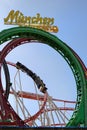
<box><xmin>53</xmin><ymin>26</ymin><xmax>58</xmax><ymax>33</ymax></box>
<box><xmin>46</xmin><ymin>18</ymin><xmax>54</xmax><ymax>25</ymax></box>
<box><xmin>4</xmin><ymin>10</ymin><xmax>58</xmax><ymax>33</ymax></box>
<box><xmin>43</xmin><ymin>17</ymin><xmax>48</xmax><ymax>24</ymax></box>
<box><xmin>43</xmin><ymin>25</ymin><xmax>49</xmax><ymax>31</ymax></box>
<box><xmin>17</xmin><ymin>12</ymin><xmax>24</xmax><ymax>23</ymax></box>
<box><xmin>50</xmin><ymin>26</ymin><xmax>58</xmax><ymax>33</ymax></box>
<box><xmin>4</xmin><ymin>10</ymin><xmax>20</xmax><ymax>24</ymax></box>
<box><xmin>26</xmin><ymin>17</ymin><xmax>31</xmax><ymax>24</ymax></box>
<box><xmin>36</xmin><ymin>13</ymin><xmax>42</xmax><ymax>24</ymax></box>
<box><xmin>32</xmin><ymin>17</ymin><xmax>37</xmax><ymax>24</ymax></box>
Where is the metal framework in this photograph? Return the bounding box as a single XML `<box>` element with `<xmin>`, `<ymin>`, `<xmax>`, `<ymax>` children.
<box><xmin>0</xmin><ymin>27</ymin><xmax>87</xmax><ymax>127</ymax></box>
<box><xmin>7</xmin><ymin>61</ymin><xmax>76</xmax><ymax>127</ymax></box>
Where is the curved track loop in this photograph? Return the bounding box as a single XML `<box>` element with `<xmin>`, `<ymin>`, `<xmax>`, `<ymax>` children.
<box><xmin>0</xmin><ymin>27</ymin><xmax>87</xmax><ymax>126</ymax></box>
<box><xmin>13</xmin><ymin>61</ymin><xmax>47</xmax><ymax>124</ymax></box>
<box><xmin>16</xmin><ymin>62</ymin><xmax>47</xmax><ymax>93</ymax></box>
<box><xmin>1</xmin><ymin>59</ymin><xmax>11</xmax><ymax>99</ymax></box>
<box><xmin>0</xmin><ymin>60</ymin><xmax>47</xmax><ymax>126</ymax></box>
<box><xmin>7</xmin><ymin>61</ymin><xmax>76</xmax><ymax>126</ymax></box>
<box><xmin>0</xmin><ymin>83</ymin><xmax>25</xmax><ymax>127</ymax></box>
<box><xmin>0</xmin><ymin>59</ymin><xmax>26</xmax><ymax>126</ymax></box>
<box><xmin>69</xmin><ymin>47</ymin><xmax>87</xmax><ymax>79</ymax></box>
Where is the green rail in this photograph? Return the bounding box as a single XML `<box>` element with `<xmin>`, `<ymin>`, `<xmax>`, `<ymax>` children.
<box><xmin>0</xmin><ymin>27</ymin><xmax>87</xmax><ymax>127</ymax></box>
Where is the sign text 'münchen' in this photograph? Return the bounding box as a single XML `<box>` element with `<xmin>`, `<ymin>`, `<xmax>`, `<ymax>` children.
<box><xmin>4</xmin><ymin>10</ymin><xmax>58</xmax><ymax>33</ymax></box>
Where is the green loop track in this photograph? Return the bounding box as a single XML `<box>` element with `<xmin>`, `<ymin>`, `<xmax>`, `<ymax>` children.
<box><xmin>0</xmin><ymin>27</ymin><xmax>87</xmax><ymax>127</ymax></box>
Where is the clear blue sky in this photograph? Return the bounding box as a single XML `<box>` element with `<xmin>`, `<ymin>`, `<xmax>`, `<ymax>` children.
<box><xmin>0</xmin><ymin>0</ymin><xmax>87</xmax><ymax>110</ymax></box>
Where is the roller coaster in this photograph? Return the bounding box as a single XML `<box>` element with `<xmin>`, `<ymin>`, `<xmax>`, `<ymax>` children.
<box><xmin>0</xmin><ymin>27</ymin><xmax>87</xmax><ymax>127</ymax></box>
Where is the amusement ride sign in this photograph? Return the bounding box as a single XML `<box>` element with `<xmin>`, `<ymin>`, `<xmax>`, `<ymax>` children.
<box><xmin>4</xmin><ymin>10</ymin><xmax>58</xmax><ymax>33</ymax></box>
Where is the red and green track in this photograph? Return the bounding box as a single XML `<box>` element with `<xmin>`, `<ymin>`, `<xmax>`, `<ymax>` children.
<box><xmin>0</xmin><ymin>27</ymin><xmax>87</xmax><ymax>127</ymax></box>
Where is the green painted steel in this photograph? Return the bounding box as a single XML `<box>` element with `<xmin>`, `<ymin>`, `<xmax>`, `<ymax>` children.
<box><xmin>0</xmin><ymin>27</ymin><xmax>87</xmax><ymax>127</ymax></box>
